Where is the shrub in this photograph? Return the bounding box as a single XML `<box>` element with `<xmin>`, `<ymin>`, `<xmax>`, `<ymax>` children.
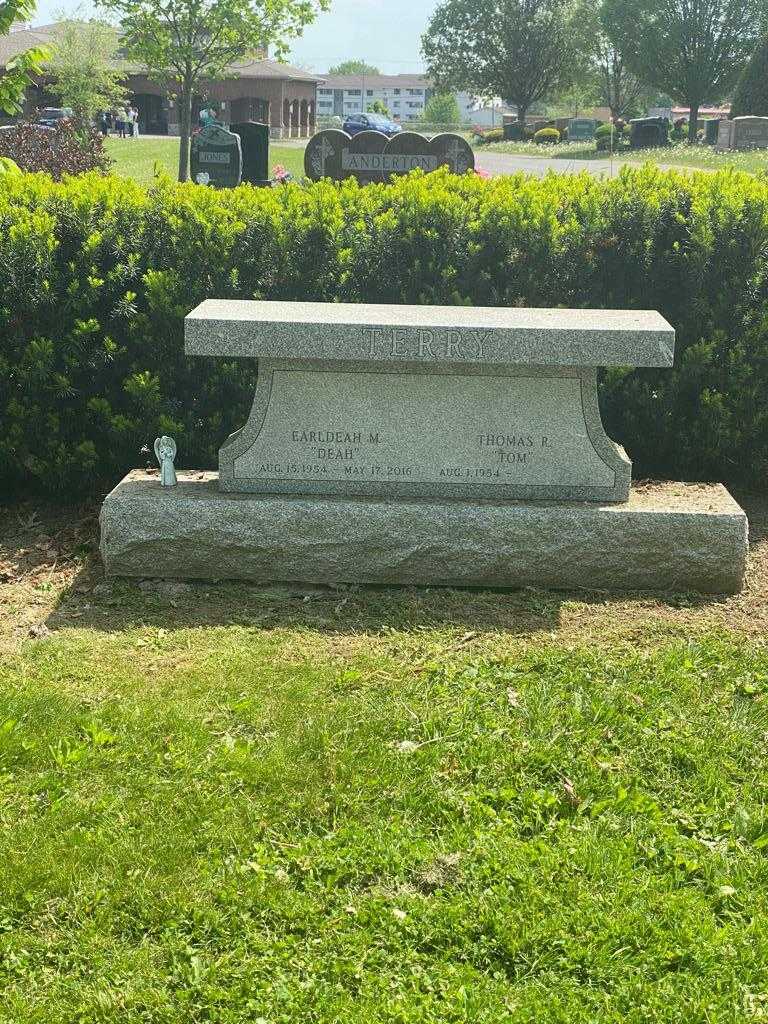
<box><xmin>421</xmin><ymin>93</ymin><xmax>461</xmax><ymax>127</ymax></box>
<box><xmin>534</xmin><ymin>127</ymin><xmax>560</xmax><ymax>144</ymax></box>
<box><xmin>595</xmin><ymin>123</ymin><xmax>615</xmax><ymax>150</ymax></box>
<box><xmin>2</xmin><ymin>166</ymin><xmax>768</xmax><ymax>498</ymax></box>
<box><xmin>476</xmin><ymin>127</ymin><xmax>504</xmax><ymax>144</ymax></box>
<box><xmin>0</xmin><ymin>120</ymin><xmax>111</xmax><ymax>178</ymax></box>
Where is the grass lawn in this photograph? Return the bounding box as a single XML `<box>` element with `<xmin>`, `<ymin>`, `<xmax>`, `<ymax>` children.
<box><xmin>1</xmin><ymin>496</ymin><xmax>768</xmax><ymax>1021</ymax></box>
<box><xmin>105</xmin><ymin>136</ymin><xmax>306</xmax><ymax>186</ymax></box>
<box><xmin>478</xmin><ymin>138</ymin><xmax>768</xmax><ymax>173</ymax></box>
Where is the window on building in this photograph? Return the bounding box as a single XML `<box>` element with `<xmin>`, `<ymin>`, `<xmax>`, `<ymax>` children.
<box><xmin>346</xmin><ymin>89</ymin><xmax>361</xmax><ymax>96</ymax></box>
<box><xmin>366</xmin><ymin>90</ymin><xmax>373</xmax><ymax>96</ymax></box>
<box><xmin>394</xmin><ymin>89</ymin><xmax>400</xmax><ymax>95</ymax></box>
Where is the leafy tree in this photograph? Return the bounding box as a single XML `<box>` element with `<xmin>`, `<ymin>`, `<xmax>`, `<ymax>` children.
<box><xmin>732</xmin><ymin>35</ymin><xmax>768</xmax><ymax>117</ymax></box>
<box><xmin>569</xmin><ymin>0</ymin><xmax>647</xmax><ymax>120</ymax></box>
<box><xmin>603</xmin><ymin>0</ymin><xmax>761</xmax><ymax>141</ymax></box>
<box><xmin>367</xmin><ymin>98</ymin><xmax>390</xmax><ymax>115</ymax></box>
<box><xmin>421</xmin><ymin>91</ymin><xmax>461</xmax><ymax>125</ymax></box>
<box><xmin>547</xmin><ymin>80</ymin><xmax>599</xmax><ymax>118</ymax></box>
<box><xmin>96</xmin><ymin>0</ymin><xmax>328</xmax><ymax>181</ymax></box>
<box><xmin>423</xmin><ymin>0</ymin><xmax>581</xmax><ymax>125</ymax></box>
<box><xmin>327</xmin><ymin>59</ymin><xmax>380</xmax><ymax>75</ymax></box>
<box><xmin>48</xmin><ymin>19</ymin><xmax>129</xmax><ymax>128</ymax></box>
<box><xmin>422</xmin><ymin>0</ymin><xmax>578</xmax><ymax>125</ymax></box>
<box><xmin>0</xmin><ymin>0</ymin><xmax>49</xmax><ymax>114</ymax></box>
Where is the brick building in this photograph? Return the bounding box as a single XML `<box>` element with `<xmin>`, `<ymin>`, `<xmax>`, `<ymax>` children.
<box><xmin>0</xmin><ymin>22</ymin><xmax>321</xmax><ymax>138</ymax></box>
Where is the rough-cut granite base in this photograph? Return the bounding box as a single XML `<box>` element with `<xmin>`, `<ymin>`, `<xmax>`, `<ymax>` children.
<box><xmin>100</xmin><ymin>472</ymin><xmax>749</xmax><ymax>594</ymax></box>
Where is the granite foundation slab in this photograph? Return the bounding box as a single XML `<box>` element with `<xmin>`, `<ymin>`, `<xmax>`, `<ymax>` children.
<box><xmin>100</xmin><ymin>472</ymin><xmax>748</xmax><ymax>594</ymax></box>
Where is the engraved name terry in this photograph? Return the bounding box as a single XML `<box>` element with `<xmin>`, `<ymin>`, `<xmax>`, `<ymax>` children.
<box><xmin>364</xmin><ymin>327</ymin><xmax>489</xmax><ymax>360</ymax></box>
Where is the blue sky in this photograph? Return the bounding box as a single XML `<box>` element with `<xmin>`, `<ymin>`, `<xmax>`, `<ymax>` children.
<box><xmin>33</xmin><ymin>0</ymin><xmax>434</xmax><ymax>74</ymax></box>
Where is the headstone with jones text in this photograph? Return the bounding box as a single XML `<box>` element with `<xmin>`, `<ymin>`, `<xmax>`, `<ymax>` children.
<box><xmin>190</xmin><ymin>123</ymin><xmax>243</xmax><ymax>188</ymax></box>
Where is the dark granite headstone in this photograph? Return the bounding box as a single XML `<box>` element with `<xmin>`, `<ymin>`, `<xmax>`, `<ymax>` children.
<box><xmin>629</xmin><ymin>117</ymin><xmax>669</xmax><ymax>149</ymax></box>
<box><xmin>339</xmin><ymin>130</ymin><xmax>389</xmax><ymax>184</ymax></box>
<box><xmin>430</xmin><ymin>133</ymin><xmax>475</xmax><ymax>174</ymax></box>
<box><xmin>704</xmin><ymin>119</ymin><xmax>720</xmax><ymax>145</ymax></box>
<box><xmin>503</xmin><ymin>121</ymin><xmax>524</xmax><ymax>141</ymax></box>
<box><xmin>304</xmin><ymin>129</ymin><xmax>475</xmax><ymax>183</ymax></box>
<box><xmin>381</xmin><ymin>132</ymin><xmax>474</xmax><ymax>177</ymax></box>
<box><xmin>568</xmin><ymin>118</ymin><xmax>598</xmax><ymax>142</ymax></box>
<box><xmin>231</xmin><ymin>121</ymin><xmax>269</xmax><ymax>184</ymax></box>
<box><xmin>304</xmin><ymin>128</ymin><xmax>347</xmax><ymax>180</ymax></box>
<box><xmin>190</xmin><ymin>124</ymin><xmax>242</xmax><ymax>187</ymax></box>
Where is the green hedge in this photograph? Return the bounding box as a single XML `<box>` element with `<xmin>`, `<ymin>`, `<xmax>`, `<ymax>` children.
<box><xmin>2</xmin><ymin>166</ymin><xmax>768</xmax><ymax>498</ymax></box>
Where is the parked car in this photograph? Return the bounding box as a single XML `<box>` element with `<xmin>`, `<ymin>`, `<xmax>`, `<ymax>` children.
<box><xmin>342</xmin><ymin>112</ymin><xmax>402</xmax><ymax>137</ymax></box>
<box><xmin>0</xmin><ymin>122</ymin><xmax>52</xmax><ymax>133</ymax></box>
<box><xmin>36</xmin><ymin>107</ymin><xmax>73</xmax><ymax>128</ymax></box>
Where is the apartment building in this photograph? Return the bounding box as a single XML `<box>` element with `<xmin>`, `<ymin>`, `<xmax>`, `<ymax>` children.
<box><xmin>317</xmin><ymin>73</ymin><xmax>514</xmax><ymax>127</ymax></box>
<box><xmin>317</xmin><ymin>74</ymin><xmax>433</xmax><ymax>121</ymax></box>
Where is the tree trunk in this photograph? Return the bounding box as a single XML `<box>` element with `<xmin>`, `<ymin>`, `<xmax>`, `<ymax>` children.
<box><xmin>688</xmin><ymin>103</ymin><xmax>699</xmax><ymax>144</ymax></box>
<box><xmin>177</xmin><ymin>83</ymin><xmax>193</xmax><ymax>182</ymax></box>
<box><xmin>517</xmin><ymin>104</ymin><xmax>527</xmax><ymax>126</ymax></box>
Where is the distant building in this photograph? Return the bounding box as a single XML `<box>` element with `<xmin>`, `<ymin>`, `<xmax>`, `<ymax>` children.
<box><xmin>649</xmin><ymin>105</ymin><xmax>730</xmax><ymax>121</ymax></box>
<box><xmin>456</xmin><ymin>94</ymin><xmax>515</xmax><ymax>127</ymax></box>
<box><xmin>317</xmin><ymin>73</ymin><xmax>506</xmax><ymax>126</ymax></box>
<box><xmin>0</xmin><ymin>22</ymin><xmax>321</xmax><ymax>137</ymax></box>
<box><xmin>317</xmin><ymin>73</ymin><xmax>434</xmax><ymax>121</ymax></box>
<box><xmin>671</xmin><ymin>105</ymin><xmax>730</xmax><ymax>120</ymax></box>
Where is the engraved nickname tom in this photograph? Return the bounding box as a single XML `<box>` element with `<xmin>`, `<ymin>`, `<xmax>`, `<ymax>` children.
<box><xmin>185</xmin><ymin>300</ymin><xmax>675</xmax><ymax>504</ymax></box>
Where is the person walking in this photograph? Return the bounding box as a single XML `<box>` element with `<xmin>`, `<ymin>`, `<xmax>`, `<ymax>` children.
<box><xmin>115</xmin><ymin>108</ymin><xmax>126</xmax><ymax>139</ymax></box>
<box><xmin>130</xmin><ymin>106</ymin><xmax>140</xmax><ymax>138</ymax></box>
<box><xmin>99</xmin><ymin>111</ymin><xmax>110</xmax><ymax>137</ymax></box>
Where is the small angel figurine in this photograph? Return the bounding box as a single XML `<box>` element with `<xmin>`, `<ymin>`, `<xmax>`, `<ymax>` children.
<box><xmin>154</xmin><ymin>435</ymin><xmax>178</xmax><ymax>487</ymax></box>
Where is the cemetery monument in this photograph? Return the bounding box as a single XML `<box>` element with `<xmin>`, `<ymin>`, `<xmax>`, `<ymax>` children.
<box><xmin>304</xmin><ymin>130</ymin><xmax>475</xmax><ymax>183</ymax></box>
<box><xmin>568</xmin><ymin>118</ymin><xmax>598</xmax><ymax>142</ymax></box>
<box><xmin>716</xmin><ymin>116</ymin><xmax>768</xmax><ymax>151</ymax></box>
<box><xmin>190</xmin><ymin>123</ymin><xmax>243</xmax><ymax>188</ymax></box>
<box><xmin>100</xmin><ymin>301</ymin><xmax>748</xmax><ymax>594</ymax></box>
<box><xmin>629</xmin><ymin>117</ymin><xmax>670</xmax><ymax>149</ymax></box>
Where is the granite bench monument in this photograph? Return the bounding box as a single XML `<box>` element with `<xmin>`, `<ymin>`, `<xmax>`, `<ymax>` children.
<box><xmin>100</xmin><ymin>301</ymin><xmax>748</xmax><ymax>593</ymax></box>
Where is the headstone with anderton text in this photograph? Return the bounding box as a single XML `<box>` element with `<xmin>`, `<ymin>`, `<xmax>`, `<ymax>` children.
<box><xmin>304</xmin><ymin>129</ymin><xmax>475</xmax><ymax>183</ymax></box>
<box><xmin>190</xmin><ymin>123</ymin><xmax>243</xmax><ymax>188</ymax></box>
<box><xmin>339</xmin><ymin>130</ymin><xmax>388</xmax><ymax>185</ymax></box>
<box><xmin>100</xmin><ymin>299</ymin><xmax>749</xmax><ymax>593</ymax></box>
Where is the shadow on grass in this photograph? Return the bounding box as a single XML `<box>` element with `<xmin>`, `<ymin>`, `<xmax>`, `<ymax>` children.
<box><xmin>29</xmin><ymin>488</ymin><xmax>764</xmax><ymax>641</ymax></box>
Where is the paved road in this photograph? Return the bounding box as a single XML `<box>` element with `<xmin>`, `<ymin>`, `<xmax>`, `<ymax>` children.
<box><xmin>474</xmin><ymin>151</ymin><xmax>693</xmax><ymax>178</ymax></box>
